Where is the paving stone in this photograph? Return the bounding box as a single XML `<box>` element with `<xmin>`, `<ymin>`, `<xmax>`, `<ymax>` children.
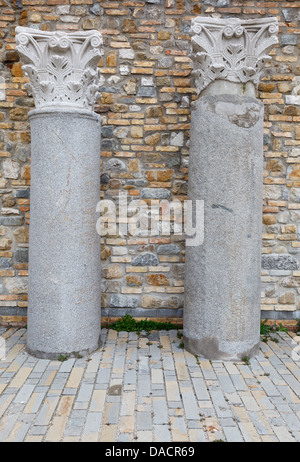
<box><xmin>191</xmin><ymin>377</ymin><xmax>210</xmax><ymax>401</ymax></box>
<box><xmin>230</xmin><ymin>373</ymin><xmax>248</xmax><ymax>391</ymax></box>
<box><xmin>188</xmin><ymin>428</ymin><xmax>206</xmax><ymax>442</ymax></box>
<box><xmin>118</xmin><ymin>433</ymin><xmax>134</xmax><ymax>442</ymax></box>
<box><xmin>50</xmin><ymin>374</ymin><xmax>69</xmax><ymax>391</ymax></box>
<box><xmin>223</xmin><ymin>425</ymin><xmax>244</xmax><ymax>442</ymax></box>
<box><xmin>280</xmin><ymin>409</ymin><xmax>300</xmax><ymax>432</ymax></box>
<box><xmin>219</xmin><ymin>417</ymin><xmax>237</xmax><ymax>427</ymax></box>
<box><xmin>238</xmin><ymin>421</ymin><xmax>262</xmax><ymax>442</ymax></box>
<box><xmin>96</xmin><ymin>367</ymin><xmax>111</xmax><ymax>384</ymax></box>
<box><xmin>215</xmin><ymin>372</ymin><xmax>236</xmax><ymax>394</ymax></box>
<box><xmin>136</xmin><ymin>430</ymin><xmax>153</xmax><ymax>442</ymax></box>
<box><xmin>124</xmin><ymin>369</ymin><xmax>136</xmax><ymax>385</ymax></box>
<box><xmin>34</xmin><ymin>396</ymin><xmax>60</xmax><ymax>426</ymax></box>
<box><xmin>153</xmin><ymin>424</ymin><xmax>171</xmax><ymax>442</ymax></box>
<box><xmin>32</xmin><ymin>360</ymin><xmax>50</xmax><ymax>374</ymax></box>
<box><xmin>44</xmin><ymin>395</ymin><xmax>74</xmax><ymax>442</ymax></box>
<box><xmin>7</xmin><ymin>421</ymin><xmax>31</xmax><ymax>442</ymax></box>
<box><xmin>120</xmin><ymin>391</ymin><xmax>135</xmax><ymax>416</ymax></box>
<box><xmin>181</xmin><ymin>388</ymin><xmax>200</xmax><ymax>420</ymax></box>
<box><xmin>82</xmin><ymin>412</ymin><xmax>103</xmax><ymax>442</ymax></box>
<box><xmin>137</xmin><ymin>376</ymin><xmax>151</xmax><ymax>397</ymax></box>
<box><xmin>152</xmin><ymin>397</ymin><xmax>168</xmax><ymax>425</ymax></box>
<box><xmin>62</xmin><ymin>388</ymin><xmax>77</xmax><ymax>395</ymax></box>
<box><xmin>103</xmin><ymin>403</ymin><xmax>120</xmax><ymax>425</ymax></box>
<box><xmin>27</xmin><ymin>425</ymin><xmax>48</xmax><ymax>436</ymax></box>
<box><xmin>259</xmin><ymin>377</ymin><xmax>281</xmax><ymax>397</ymax></box>
<box><xmin>14</xmin><ymin>384</ymin><xmax>36</xmax><ymax>404</ymax></box>
<box><xmin>187</xmin><ymin>419</ymin><xmax>201</xmax><ymax>429</ymax></box>
<box><xmin>0</xmin><ymin>327</ymin><xmax>299</xmax><ymax>442</ymax></box>
<box><xmin>273</xmin><ymin>426</ymin><xmax>296</xmax><ymax>442</ymax></box>
<box><xmin>90</xmin><ymin>390</ymin><xmax>106</xmax><ymax>413</ymax></box>
<box><xmin>210</xmin><ymin>390</ymin><xmax>232</xmax><ymax>419</ymax></box>
<box><xmin>170</xmin><ymin>416</ymin><xmax>189</xmax><ymax>441</ymax></box>
<box><xmin>23</xmin><ymin>393</ymin><xmax>46</xmax><ymax>414</ymax></box>
<box><xmin>136</xmin><ymin>411</ymin><xmax>152</xmax><ymax>431</ymax></box>
<box><xmin>0</xmin><ymin>414</ymin><xmax>19</xmax><ymax>442</ymax></box>
<box><xmin>76</xmin><ymin>383</ymin><xmax>94</xmax><ymax>403</ymax></box>
<box><xmin>65</xmin><ymin>368</ymin><xmax>84</xmax><ymax>389</ymax></box>
<box><xmin>151</xmin><ymin>369</ymin><xmax>164</xmax><ymax>384</ymax></box>
<box><xmin>263</xmin><ymin>409</ymin><xmax>285</xmax><ymax>427</ymax></box>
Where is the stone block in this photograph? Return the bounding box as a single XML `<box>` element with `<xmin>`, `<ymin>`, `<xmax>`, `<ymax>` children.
<box><xmin>4</xmin><ymin>277</ymin><xmax>28</xmax><ymax>294</ymax></box>
<box><xmin>0</xmin><ymin>238</ymin><xmax>12</xmax><ymax>250</ymax></box>
<box><xmin>132</xmin><ymin>253</ymin><xmax>159</xmax><ymax>266</ymax></box>
<box><xmin>15</xmin><ymin>249</ymin><xmax>28</xmax><ymax>262</ymax></box>
<box><xmin>137</xmin><ymin>87</ymin><xmax>157</xmax><ymax>98</ymax></box>
<box><xmin>262</xmin><ymin>255</ymin><xmax>298</xmax><ymax>271</ymax></box>
<box><xmin>110</xmin><ymin>294</ymin><xmax>139</xmax><ymax>308</ymax></box>
<box><xmin>102</xmin><ymin>264</ymin><xmax>123</xmax><ymax>279</ymax></box>
<box><xmin>157</xmin><ymin>244</ymin><xmax>181</xmax><ymax>255</ymax></box>
<box><xmin>146</xmin><ymin>274</ymin><xmax>170</xmax><ymax>286</ymax></box>
<box><xmin>2</xmin><ymin>159</ymin><xmax>19</xmax><ymax>179</ymax></box>
<box><xmin>140</xmin><ymin>189</ymin><xmax>171</xmax><ymax>200</ymax></box>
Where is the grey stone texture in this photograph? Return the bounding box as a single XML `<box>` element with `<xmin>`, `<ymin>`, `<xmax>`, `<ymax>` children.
<box><xmin>110</xmin><ymin>294</ymin><xmax>138</xmax><ymax>308</ymax></box>
<box><xmin>26</xmin><ymin>108</ymin><xmax>102</xmax><ymax>359</ymax></box>
<box><xmin>262</xmin><ymin>255</ymin><xmax>299</xmax><ymax>271</ymax></box>
<box><xmin>183</xmin><ymin>93</ymin><xmax>264</xmax><ymax>360</ymax></box>
<box><xmin>140</xmin><ymin>188</ymin><xmax>171</xmax><ymax>200</ymax></box>
<box><xmin>131</xmin><ymin>252</ymin><xmax>159</xmax><ymax>266</ymax></box>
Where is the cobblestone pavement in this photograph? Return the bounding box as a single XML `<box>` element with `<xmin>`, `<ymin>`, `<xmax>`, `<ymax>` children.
<box><xmin>0</xmin><ymin>327</ymin><xmax>300</xmax><ymax>442</ymax></box>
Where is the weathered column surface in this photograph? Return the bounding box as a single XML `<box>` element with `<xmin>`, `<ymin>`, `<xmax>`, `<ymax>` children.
<box><xmin>183</xmin><ymin>17</ymin><xmax>278</xmax><ymax>360</ymax></box>
<box><xmin>16</xmin><ymin>27</ymin><xmax>103</xmax><ymax>358</ymax></box>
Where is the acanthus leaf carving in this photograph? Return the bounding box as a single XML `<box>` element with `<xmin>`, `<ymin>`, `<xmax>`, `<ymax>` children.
<box><xmin>15</xmin><ymin>27</ymin><xmax>103</xmax><ymax>110</ymax></box>
<box><xmin>190</xmin><ymin>17</ymin><xmax>278</xmax><ymax>95</ymax></box>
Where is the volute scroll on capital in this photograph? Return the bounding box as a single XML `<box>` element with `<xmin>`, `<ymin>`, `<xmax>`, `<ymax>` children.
<box><xmin>190</xmin><ymin>17</ymin><xmax>278</xmax><ymax>96</ymax></box>
<box><xmin>15</xmin><ymin>26</ymin><xmax>103</xmax><ymax>111</ymax></box>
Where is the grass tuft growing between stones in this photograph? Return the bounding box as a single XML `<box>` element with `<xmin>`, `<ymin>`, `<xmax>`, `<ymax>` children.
<box><xmin>260</xmin><ymin>319</ymin><xmax>287</xmax><ymax>343</ymax></box>
<box><xmin>57</xmin><ymin>354</ymin><xmax>70</xmax><ymax>362</ymax></box>
<box><xmin>109</xmin><ymin>314</ymin><xmax>179</xmax><ymax>333</ymax></box>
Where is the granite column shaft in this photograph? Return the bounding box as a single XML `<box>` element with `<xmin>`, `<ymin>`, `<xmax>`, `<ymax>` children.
<box><xmin>16</xmin><ymin>27</ymin><xmax>103</xmax><ymax>358</ymax></box>
<box><xmin>183</xmin><ymin>17</ymin><xmax>278</xmax><ymax>360</ymax></box>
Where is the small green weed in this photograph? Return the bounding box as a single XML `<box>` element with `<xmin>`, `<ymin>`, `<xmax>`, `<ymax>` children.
<box><xmin>276</xmin><ymin>323</ymin><xmax>288</xmax><ymax>332</ymax></box>
<box><xmin>109</xmin><ymin>314</ymin><xmax>138</xmax><ymax>332</ymax></box>
<box><xmin>260</xmin><ymin>319</ymin><xmax>287</xmax><ymax>343</ymax></box>
<box><xmin>57</xmin><ymin>354</ymin><xmax>69</xmax><ymax>362</ymax></box>
<box><xmin>109</xmin><ymin>314</ymin><xmax>178</xmax><ymax>333</ymax></box>
<box><xmin>260</xmin><ymin>319</ymin><xmax>274</xmax><ymax>336</ymax></box>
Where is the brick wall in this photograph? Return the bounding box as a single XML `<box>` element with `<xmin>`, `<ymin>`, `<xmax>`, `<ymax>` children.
<box><xmin>0</xmin><ymin>0</ymin><xmax>299</xmax><ymax>328</ymax></box>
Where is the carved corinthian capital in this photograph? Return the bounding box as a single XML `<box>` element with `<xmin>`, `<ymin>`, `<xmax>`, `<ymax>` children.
<box><xmin>190</xmin><ymin>17</ymin><xmax>278</xmax><ymax>95</ymax></box>
<box><xmin>15</xmin><ymin>26</ymin><xmax>103</xmax><ymax>110</ymax></box>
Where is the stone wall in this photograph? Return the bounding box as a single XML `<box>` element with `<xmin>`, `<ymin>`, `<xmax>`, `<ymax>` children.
<box><xmin>0</xmin><ymin>0</ymin><xmax>299</xmax><ymax>328</ymax></box>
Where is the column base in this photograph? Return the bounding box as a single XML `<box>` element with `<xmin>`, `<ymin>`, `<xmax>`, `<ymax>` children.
<box><xmin>26</xmin><ymin>337</ymin><xmax>102</xmax><ymax>360</ymax></box>
<box><xmin>183</xmin><ymin>335</ymin><xmax>260</xmax><ymax>361</ymax></box>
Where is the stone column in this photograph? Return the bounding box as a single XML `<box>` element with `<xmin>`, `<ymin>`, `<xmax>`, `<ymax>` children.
<box><xmin>183</xmin><ymin>18</ymin><xmax>278</xmax><ymax>360</ymax></box>
<box><xmin>16</xmin><ymin>27</ymin><xmax>103</xmax><ymax>358</ymax></box>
